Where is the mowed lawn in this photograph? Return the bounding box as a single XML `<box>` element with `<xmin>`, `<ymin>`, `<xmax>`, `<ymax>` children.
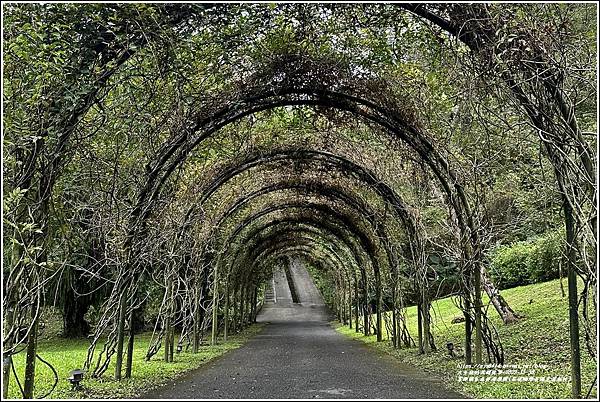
<box><xmin>336</xmin><ymin>279</ymin><xmax>597</xmax><ymax>399</ymax></box>
<box><xmin>7</xmin><ymin>324</ymin><xmax>264</xmax><ymax>399</ymax></box>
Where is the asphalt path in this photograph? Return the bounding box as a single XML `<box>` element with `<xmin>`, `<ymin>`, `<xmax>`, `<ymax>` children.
<box><xmin>140</xmin><ymin>258</ymin><xmax>464</xmax><ymax>399</ymax></box>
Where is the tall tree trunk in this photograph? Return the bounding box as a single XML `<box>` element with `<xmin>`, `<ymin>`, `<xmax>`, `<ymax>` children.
<box><xmin>391</xmin><ymin>274</ymin><xmax>398</xmax><ymax>348</ymax></box>
<box><xmin>62</xmin><ymin>293</ymin><xmax>91</xmax><ymax>338</ymax></box>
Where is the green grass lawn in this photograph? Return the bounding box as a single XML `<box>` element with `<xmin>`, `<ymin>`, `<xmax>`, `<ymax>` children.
<box><xmin>335</xmin><ymin>279</ymin><xmax>597</xmax><ymax>399</ymax></box>
<box><xmin>7</xmin><ymin>324</ymin><xmax>264</xmax><ymax>399</ymax></box>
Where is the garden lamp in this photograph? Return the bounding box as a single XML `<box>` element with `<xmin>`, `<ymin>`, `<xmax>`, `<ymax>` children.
<box><xmin>68</xmin><ymin>369</ymin><xmax>84</xmax><ymax>390</ymax></box>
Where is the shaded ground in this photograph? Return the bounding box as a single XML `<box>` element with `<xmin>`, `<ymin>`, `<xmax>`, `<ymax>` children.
<box><xmin>140</xmin><ymin>258</ymin><xmax>464</xmax><ymax>399</ymax></box>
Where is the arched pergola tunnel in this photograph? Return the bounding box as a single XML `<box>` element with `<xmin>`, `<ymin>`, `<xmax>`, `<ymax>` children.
<box><xmin>131</xmin><ymin>147</ymin><xmax>435</xmax><ymax>353</ymax></box>
<box><xmin>195</xmin><ymin>152</ymin><xmax>443</xmax><ymax>352</ymax></box>
<box><xmin>219</xmin><ymin>204</ymin><xmax>386</xmax><ymax>335</ymax></box>
<box><xmin>4</xmin><ymin>4</ymin><xmax>595</xmax><ymax>399</ymax></box>
<box><xmin>203</xmin><ymin>159</ymin><xmax>410</xmax><ymax>341</ymax></box>
<box><xmin>136</xmin><ymin>151</ymin><xmax>423</xmax><ymax>368</ymax></box>
<box><xmin>75</xmin><ymin>66</ymin><xmax>568</xmax><ymax>376</ymax></box>
<box><xmin>102</xmin><ymin>127</ymin><xmax>512</xmax><ymax>383</ymax></box>
<box><xmin>100</xmin><ymin>61</ymin><xmax>509</xmax><ymax>387</ymax></box>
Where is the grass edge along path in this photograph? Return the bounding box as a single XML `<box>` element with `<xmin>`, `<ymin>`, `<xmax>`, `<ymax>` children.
<box><xmin>7</xmin><ymin>323</ymin><xmax>265</xmax><ymax>399</ymax></box>
<box><xmin>333</xmin><ymin>279</ymin><xmax>597</xmax><ymax>399</ymax></box>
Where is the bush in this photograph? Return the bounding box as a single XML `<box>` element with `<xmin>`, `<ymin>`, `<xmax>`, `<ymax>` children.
<box><xmin>490</xmin><ymin>230</ymin><xmax>564</xmax><ymax>289</ymax></box>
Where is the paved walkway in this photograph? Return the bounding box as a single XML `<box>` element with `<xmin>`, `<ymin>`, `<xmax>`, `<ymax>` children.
<box><xmin>140</xmin><ymin>258</ymin><xmax>464</xmax><ymax>399</ymax></box>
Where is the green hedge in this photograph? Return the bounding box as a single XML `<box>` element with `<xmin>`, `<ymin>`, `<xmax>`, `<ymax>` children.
<box><xmin>490</xmin><ymin>230</ymin><xmax>565</xmax><ymax>289</ymax></box>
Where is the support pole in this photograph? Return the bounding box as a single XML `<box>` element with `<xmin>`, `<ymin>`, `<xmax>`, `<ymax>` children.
<box><xmin>114</xmin><ymin>290</ymin><xmax>127</xmax><ymax>380</ymax></box>
<box><xmin>244</xmin><ymin>285</ymin><xmax>249</xmax><ymax>326</ymax></box>
<box><xmin>231</xmin><ymin>285</ymin><xmax>238</xmax><ymax>334</ymax></box>
<box><xmin>168</xmin><ymin>323</ymin><xmax>174</xmax><ymax>362</ymax></box>
<box><xmin>347</xmin><ymin>285</ymin><xmax>352</xmax><ymax>329</ymax></box>
<box><xmin>125</xmin><ymin>310</ymin><xmax>135</xmax><ymax>378</ymax></box>
<box><xmin>23</xmin><ymin>311</ymin><xmax>38</xmax><ymax>399</ymax></box>
<box><xmin>417</xmin><ymin>302</ymin><xmax>424</xmax><ymax>354</ymax></box>
<box><xmin>474</xmin><ymin>262</ymin><xmax>483</xmax><ymax>364</ymax></box>
<box><xmin>464</xmin><ymin>295</ymin><xmax>472</xmax><ymax>365</ymax></box>
<box><xmin>363</xmin><ymin>305</ymin><xmax>369</xmax><ymax>337</ymax></box>
<box><xmin>193</xmin><ymin>292</ymin><xmax>200</xmax><ymax>353</ymax></box>
<box><xmin>354</xmin><ymin>282</ymin><xmax>359</xmax><ymax>333</ymax></box>
<box><xmin>164</xmin><ymin>319</ymin><xmax>171</xmax><ymax>362</ymax></box>
<box><xmin>376</xmin><ymin>281</ymin><xmax>383</xmax><ymax>342</ymax></box>
<box><xmin>252</xmin><ymin>286</ymin><xmax>258</xmax><ymax>323</ymax></box>
<box><xmin>193</xmin><ymin>269</ymin><xmax>203</xmax><ymax>353</ymax></box>
<box><xmin>223</xmin><ymin>279</ymin><xmax>229</xmax><ymax>342</ymax></box>
<box><xmin>565</xmin><ymin>200</ymin><xmax>581</xmax><ymax>398</ymax></box>
<box><xmin>164</xmin><ymin>277</ymin><xmax>173</xmax><ymax>362</ymax></box>
<box><xmin>3</xmin><ymin>243</ymin><xmax>21</xmax><ymax>399</ymax></box>
<box><xmin>239</xmin><ymin>285</ymin><xmax>246</xmax><ymax>329</ymax></box>
<box><xmin>211</xmin><ymin>265</ymin><xmax>219</xmax><ymax>346</ymax></box>
<box><xmin>391</xmin><ymin>277</ymin><xmax>398</xmax><ymax>348</ymax></box>
<box><xmin>422</xmin><ymin>295</ymin><xmax>431</xmax><ymax>353</ymax></box>
<box><xmin>2</xmin><ymin>306</ymin><xmax>15</xmax><ymax>399</ymax></box>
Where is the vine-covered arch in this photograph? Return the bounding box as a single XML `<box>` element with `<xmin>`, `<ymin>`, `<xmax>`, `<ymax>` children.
<box><xmin>108</xmin><ymin>57</ymin><xmax>499</xmax><ymax>368</ymax></box>
<box><xmin>133</xmin><ymin>146</ymin><xmax>435</xmax><ymax>349</ymax></box>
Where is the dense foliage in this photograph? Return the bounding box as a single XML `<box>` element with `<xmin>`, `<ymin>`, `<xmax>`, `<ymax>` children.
<box><xmin>489</xmin><ymin>231</ymin><xmax>565</xmax><ymax>289</ymax></box>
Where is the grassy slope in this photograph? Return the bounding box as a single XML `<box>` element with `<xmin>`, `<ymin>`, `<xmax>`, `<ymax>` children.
<box><xmin>7</xmin><ymin>324</ymin><xmax>264</xmax><ymax>399</ymax></box>
<box><xmin>335</xmin><ymin>279</ymin><xmax>597</xmax><ymax>399</ymax></box>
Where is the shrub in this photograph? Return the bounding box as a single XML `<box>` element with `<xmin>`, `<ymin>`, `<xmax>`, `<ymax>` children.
<box><xmin>490</xmin><ymin>230</ymin><xmax>564</xmax><ymax>289</ymax></box>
